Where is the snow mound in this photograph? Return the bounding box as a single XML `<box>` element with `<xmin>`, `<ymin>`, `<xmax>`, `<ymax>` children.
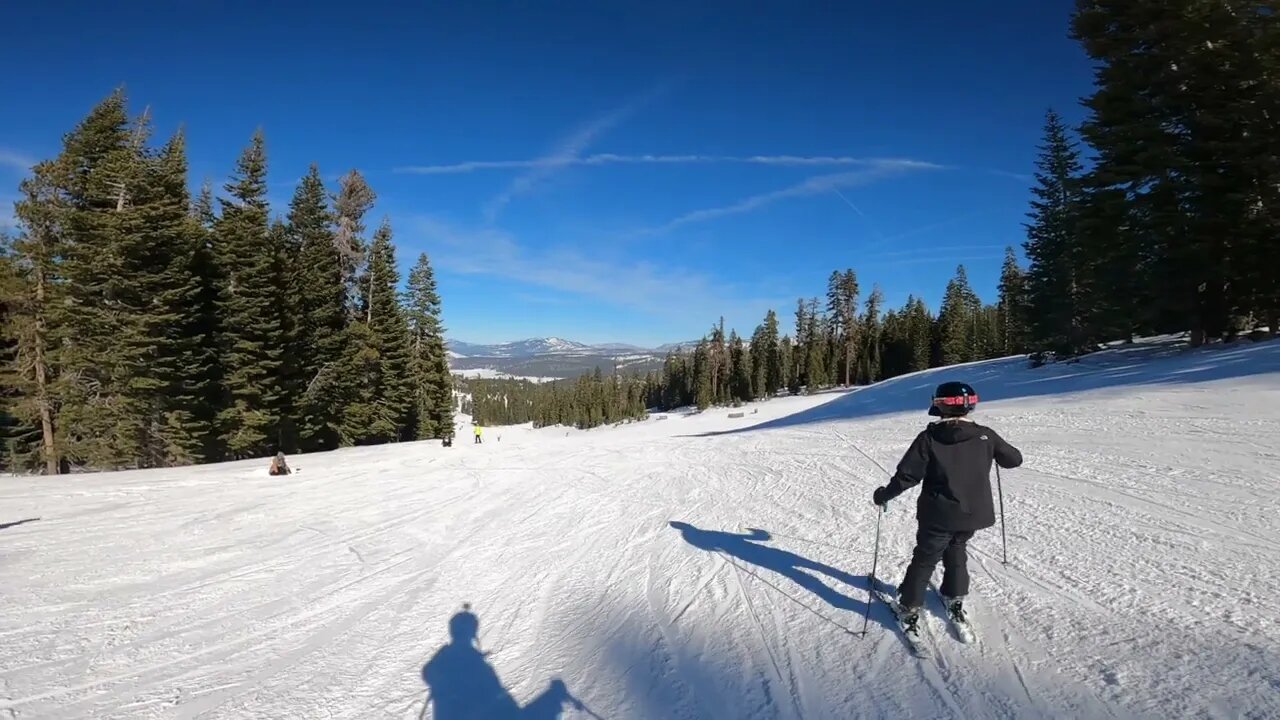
<box><xmin>2</xmin><ymin>337</ymin><xmax>1278</xmax><ymax>719</ymax></box>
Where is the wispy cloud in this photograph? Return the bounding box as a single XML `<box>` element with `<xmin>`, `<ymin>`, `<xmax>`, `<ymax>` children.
<box><xmin>861</xmin><ymin>253</ymin><xmax>1005</xmax><ymax>268</ymax></box>
<box><xmin>408</xmin><ymin>215</ymin><xmax>784</xmax><ymax>321</ymax></box>
<box><xmin>482</xmin><ymin>86</ymin><xmax>667</xmax><ymax>222</ymax></box>
<box><xmin>395</xmin><ymin>154</ymin><xmax>936</xmax><ymax>175</ymax></box>
<box><xmin>633</xmin><ymin>159</ymin><xmax>942</xmax><ymax>236</ymax></box>
<box><xmin>986</xmin><ymin>168</ymin><xmax>1032</xmax><ymax>182</ymax></box>
<box><xmin>0</xmin><ymin>149</ymin><xmax>36</xmax><ymax>173</ymax></box>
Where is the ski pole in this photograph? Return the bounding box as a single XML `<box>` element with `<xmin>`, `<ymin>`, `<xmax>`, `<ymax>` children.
<box><xmin>861</xmin><ymin>503</ymin><xmax>885</xmax><ymax>636</ymax></box>
<box><xmin>996</xmin><ymin>466</ymin><xmax>1008</xmax><ymax>565</ymax></box>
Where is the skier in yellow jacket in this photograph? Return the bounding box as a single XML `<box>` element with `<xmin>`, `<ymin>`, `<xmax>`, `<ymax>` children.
<box><xmin>473</xmin><ymin>423</ymin><xmax>483</xmax><ymax>444</ymax></box>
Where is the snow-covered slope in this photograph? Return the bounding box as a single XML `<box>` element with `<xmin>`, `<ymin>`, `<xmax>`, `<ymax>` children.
<box><xmin>3</xmin><ymin>336</ymin><xmax>1279</xmax><ymax>719</ymax></box>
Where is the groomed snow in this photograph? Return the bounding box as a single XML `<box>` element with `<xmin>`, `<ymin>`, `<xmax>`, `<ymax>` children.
<box><xmin>2</xmin><ymin>336</ymin><xmax>1279</xmax><ymax>719</ymax></box>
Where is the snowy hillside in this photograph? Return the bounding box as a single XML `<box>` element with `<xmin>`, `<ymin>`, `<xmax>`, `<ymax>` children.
<box><xmin>2</xmin><ymin>336</ymin><xmax>1279</xmax><ymax>719</ymax></box>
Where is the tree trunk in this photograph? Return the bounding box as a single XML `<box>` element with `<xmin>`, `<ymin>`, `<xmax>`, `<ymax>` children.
<box><xmin>33</xmin><ymin>266</ymin><xmax>58</xmax><ymax>475</ymax></box>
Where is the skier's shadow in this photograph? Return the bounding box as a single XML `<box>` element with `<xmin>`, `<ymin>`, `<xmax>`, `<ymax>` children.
<box><xmin>669</xmin><ymin>521</ymin><xmax>896</xmax><ymax>631</ymax></box>
<box><xmin>421</xmin><ymin>604</ymin><xmax>586</xmax><ymax>720</ymax></box>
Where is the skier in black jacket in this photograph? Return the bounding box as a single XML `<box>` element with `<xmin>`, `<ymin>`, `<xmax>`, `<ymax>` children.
<box><xmin>872</xmin><ymin>381</ymin><xmax>1022</xmax><ymax>634</ymax></box>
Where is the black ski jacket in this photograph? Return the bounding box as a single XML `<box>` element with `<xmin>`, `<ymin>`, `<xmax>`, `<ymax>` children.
<box><xmin>881</xmin><ymin>419</ymin><xmax>1023</xmax><ymax>532</ymax></box>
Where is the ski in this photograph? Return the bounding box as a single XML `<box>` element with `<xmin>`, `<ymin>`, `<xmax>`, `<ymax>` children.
<box><xmin>873</xmin><ymin>589</ymin><xmax>930</xmax><ymax>658</ymax></box>
<box><xmin>935</xmin><ymin>588</ymin><xmax>976</xmax><ymax>644</ymax></box>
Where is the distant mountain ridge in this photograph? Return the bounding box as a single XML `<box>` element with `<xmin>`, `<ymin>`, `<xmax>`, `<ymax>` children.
<box><xmin>446</xmin><ymin>336</ymin><xmax>702</xmax><ymax>380</ymax></box>
<box><xmin>446</xmin><ymin>337</ymin><xmax>699</xmax><ymax>359</ymax></box>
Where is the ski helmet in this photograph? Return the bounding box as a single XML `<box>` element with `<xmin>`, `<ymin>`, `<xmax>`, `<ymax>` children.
<box><xmin>929</xmin><ymin>381</ymin><xmax>978</xmax><ymax>417</ymax></box>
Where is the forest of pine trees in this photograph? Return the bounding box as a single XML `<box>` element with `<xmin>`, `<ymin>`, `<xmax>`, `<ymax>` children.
<box><xmin>1020</xmin><ymin>1</ymin><xmax>1279</xmax><ymax>357</ymax></box>
<box><xmin>464</xmin><ymin>260</ymin><xmax>1024</xmax><ymax>429</ymax></box>
<box><xmin>3</xmin><ymin>2</ymin><xmax>1276</xmax><ymax>448</ymax></box>
<box><xmin>0</xmin><ymin>90</ymin><xmax>455</xmax><ymax>473</ymax></box>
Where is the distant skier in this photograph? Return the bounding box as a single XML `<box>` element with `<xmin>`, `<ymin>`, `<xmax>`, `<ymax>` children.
<box><xmin>268</xmin><ymin>452</ymin><xmax>291</xmax><ymax>476</ymax></box>
<box><xmin>871</xmin><ymin>381</ymin><xmax>1022</xmax><ymax>640</ymax></box>
<box><xmin>473</xmin><ymin>424</ymin><xmax>483</xmax><ymax>444</ymax></box>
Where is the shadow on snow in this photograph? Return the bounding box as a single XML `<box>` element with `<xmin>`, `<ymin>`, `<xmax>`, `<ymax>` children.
<box><xmin>668</xmin><ymin>521</ymin><xmax>898</xmax><ymax>636</ymax></box>
<box><xmin>421</xmin><ymin>604</ymin><xmax>593</xmax><ymax>720</ymax></box>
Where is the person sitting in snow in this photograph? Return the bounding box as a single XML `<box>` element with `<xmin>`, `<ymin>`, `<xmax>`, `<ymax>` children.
<box><xmin>268</xmin><ymin>452</ymin><xmax>291</xmax><ymax>476</ymax></box>
<box><xmin>871</xmin><ymin>381</ymin><xmax>1022</xmax><ymax>639</ymax></box>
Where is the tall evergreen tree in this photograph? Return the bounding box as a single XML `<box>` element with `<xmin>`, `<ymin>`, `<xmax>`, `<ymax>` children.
<box><xmin>762</xmin><ymin>309</ymin><xmax>782</xmax><ymax>397</ymax></box>
<box><xmin>1</xmin><ymin>164</ymin><xmax>64</xmax><ymax>473</ymax></box>
<box><xmin>728</xmin><ymin>331</ymin><xmax>751</xmax><ymax>403</ymax></box>
<box><xmin>333</xmin><ymin>170</ymin><xmax>376</xmax><ymax>316</ymax></box>
<box><xmin>860</xmin><ymin>285</ymin><xmax>884</xmax><ymax>383</ymax></box>
<box><xmin>827</xmin><ymin>269</ymin><xmax>859</xmax><ymax>385</ymax></box>
<box><xmin>405</xmin><ymin>252</ymin><xmax>454</xmax><ymax>439</ymax></box>
<box><xmin>997</xmin><ymin>247</ymin><xmax>1029</xmax><ymax>356</ymax></box>
<box><xmin>1023</xmin><ymin>109</ymin><xmax>1088</xmax><ymax>356</ymax></box>
<box><xmin>53</xmin><ymin>89</ymin><xmax>151</xmax><ymax>469</ymax></box>
<box><xmin>134</xmin><ymin>129</ymin><xmax>218</xmax><ymax>465</ymax></box>
<box><xmin>938</xmin><ymin>266</ymin><xmax>979</xmax><ymax>366</ymax></box>
<box><xmin>288</xmin><ymin>165</ymin><xmax>347</xmax><ymax>451</ymax></box>
<box><xmin>792</xmin><ymin>299</ymin><xmax>808</xmax><ymax>393</ymax></box>
<box><xmin>804</xmin><ymin>297</ymin><xmax>826</xmax><ymax>392</ymax></box>
<box><xmin>906</xmin><ymin>296</ymin><xmax>933</xmax><ymax>373</ymax></box>
<box><xmin>343</xmin><ymin>220</ymin><xmax>414</xmax><ymax>443</ymax></box>
<box><xmin>215</xmin><ymin>130</ymin><xmax>282</xmax><ymax>458</ymax></box>
<box><xmin>1070</xmin><ymin>0</ymin><xmax>1277</xmax><ymax>345</ymax></box>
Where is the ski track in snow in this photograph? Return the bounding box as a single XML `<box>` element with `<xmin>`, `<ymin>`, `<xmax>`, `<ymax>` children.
<box><xmin>2</xmin><ymin>336</ymin><xmax>1280</xmax><ymax>719</ymax></box>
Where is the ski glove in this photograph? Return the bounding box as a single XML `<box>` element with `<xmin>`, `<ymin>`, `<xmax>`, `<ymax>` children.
<box><xmin>872</xmin><ymin>486</ymin><xmax>892</xmax><ymax>507</ymax></box>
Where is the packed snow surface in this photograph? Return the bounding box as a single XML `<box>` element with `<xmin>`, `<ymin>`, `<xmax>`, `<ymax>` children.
<box><xmin>3</xmin><ymin>336</ymin><xmax>1279</xmax><ymax>719</ymax></box>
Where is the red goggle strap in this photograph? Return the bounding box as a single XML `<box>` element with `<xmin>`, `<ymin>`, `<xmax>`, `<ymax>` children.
<box><xmin>933</xmin><ymin>394</ymin><xmax>978</xmax><ymax>406</ymax></box>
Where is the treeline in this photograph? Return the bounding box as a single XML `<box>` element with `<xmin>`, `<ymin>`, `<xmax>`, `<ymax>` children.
<box><xmin>458</xmin><ymin>369</ymin><xmax>650</xmax><ymax>430</ymax></box>
<box><xmin>466</xmin><ymin>262</ymin><xmax>1025</xmax><ymax>428</ymax></box>
<box><xmin>0</xmin><ymin>90</ymin><xmax>454</xmax><ymax>473</ymax></box>
<box><xmin>1020</xmin><ymin>1</ymin><xmax>1278</xmax><ymax>357</ymax></box>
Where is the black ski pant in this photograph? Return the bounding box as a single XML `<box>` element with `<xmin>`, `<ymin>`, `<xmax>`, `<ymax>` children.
<box><xmin>898</xmin><ymin>526</ymin><xmax>975</xmax><ymax>609</ymax></box>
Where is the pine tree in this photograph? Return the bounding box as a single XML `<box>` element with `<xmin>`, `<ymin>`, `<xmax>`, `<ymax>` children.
<box><xmin>134</xmin><ymin>129</ymin><xmax>218</xmax><ymax>465</ymax></box>
<box><xmin>792</xmin><ymin>299</ymin><xmax>807</xmax><ymax>393</ymax></box>
<box><xmin>938</xmin><ymin>266</ymin><xmax>979</xmax><ymax>366</ymax></box>
<box><xmin>215</xmin><ymin>130</ymin><xmax>282</xmax><ymax>458</ymax></box>
<box><xmin>1</xmin><ymin>164</ymin><xmax>64</xmax><ymax>473</ymax></box>
<box><xmin>827</xmin><ymin>269</ymin><xmax>859</xmax><ymax>385</ymax></box>
<box><xmin>405</xmin><ymin>252</ymin><xmax>454</xmax><ymax>440</ymax></box>
<box><xmin>728</xmin><ymin>331</ymin><xmax>751</xmax><ymax>403</ymax></box>
<box><xmin>288</xmin><ymin>166</ymin><xmax>347</xmax><ymax>450</ymax></box>
<box><xmin>189</xmin><ymin>180</ymin><xmax>226</xmax><ymax>461</ymax></box>
<box><xmin>693</xmin><ymin>340</ymin><xmax>713</xmax><ymax>410</ymax></box>
<box><xmin>997</xmin><ymin>247</ymin><xmax>1029</xmax><ymax>356</ymax></box>
<box><xmin>779</xmin><ymin>335</ymin><xmax>795</xmax><ymax>395</ymax></box>
<box><xmin>1070</xmin><ymin>0</ymin><xmax>1274</xmax><ymax>346</ymax></box>
<box><xmin>907</xmin><ymin>297</ymin><xmax>933</xmax><ymax>372</ymax></box>
<box><xmin>748</xmin><ymin>321</ymin><xmax>768</xmax><ymax>400</ymax></box>
<box><xmin>860</xmin><ymin>285</ymin><xmax>884</xmax><ymax>383</ymax></box>
<box><xmin>343</xmin><ymin>220</ymin><xmax>414</xmax><ymax>444</ymax></box>
<box><xmin>333</xmin><ymin>170</ymin><xmax>376</xmax><ymax>316</ymax></box>
<box><xmin>757</xmin><ymin>309</ymin><xmax>782</xmax><ymax>398</ymax></box>
<box><xmin>1023</xmin><ymin>109</ymin><xmax>1088</xmax><ymax>357</ymax></box>
<box><xmin>53</xmin><ymin>90</ymin><xmax>152</xmax><ymax>469</ymax></box>
<box><xmin>804</xmin><ymin>297</ymin><xmax>826</xmax><ymax>393</ymax></box>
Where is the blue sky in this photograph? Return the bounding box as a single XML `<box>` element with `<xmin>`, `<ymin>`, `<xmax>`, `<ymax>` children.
<box><xmin>0</xmin><ymin>1</ymin><xmax>1094</xmax><ymax>347</ymax></box>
